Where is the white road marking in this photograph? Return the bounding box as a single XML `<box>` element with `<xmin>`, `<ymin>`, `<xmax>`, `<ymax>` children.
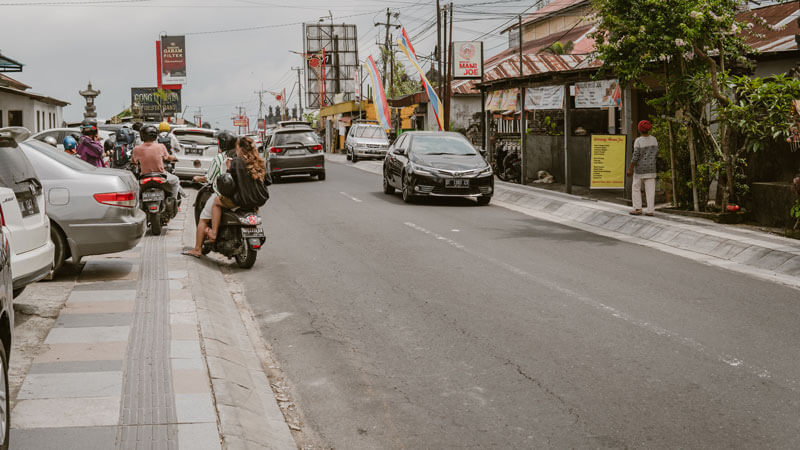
<box><xmin>451</xmin><ymin>229</ymin><xmax>460</xmax><ymax>232</ymax></box>
<box><xmin>403</xmin><ymin>221</ymin><xmax>789</xmax><ymax>390</ymax></box>
<box><xmin>339</xmin><ymin>191</ymin><xmax>363</xmax><ymax>203</ymax></box>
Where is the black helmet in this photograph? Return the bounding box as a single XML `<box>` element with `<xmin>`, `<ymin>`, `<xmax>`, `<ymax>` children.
<box><xmin>217</xmin><ymin>130</ymin><xmax>237</xmax><ymax>153</ymax></box>
<box><xmin>80</xmin><ymin>119</ymin><xmax>98</xmax><ymax>136</ymax></box>
<box><xmin>215</xmin><ymin>173</ymin><xmax>236</xmax><ymax>198</ymax></box>
<box><xmin>140</xmin><ymin>125</ymin><xmax>158</xmax><ymax>142</ymax></box>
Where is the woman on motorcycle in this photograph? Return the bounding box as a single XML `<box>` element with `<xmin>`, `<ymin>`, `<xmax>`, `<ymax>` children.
<box><xmin>206</xmin><ymin>136</ymin><xmax>269</xmax><ymax>242</ymax></box>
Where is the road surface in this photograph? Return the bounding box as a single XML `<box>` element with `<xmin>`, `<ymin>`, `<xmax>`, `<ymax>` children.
<box><xmin>239</xmin><ymin>160</ymin><xmax>800</xmax><ymax>448</ymax></box>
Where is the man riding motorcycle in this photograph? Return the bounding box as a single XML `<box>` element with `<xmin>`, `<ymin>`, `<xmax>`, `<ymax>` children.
<box><xmin>76</xmin><ymin>119</ymin><xmax>106</xmax><ymax>167</ymax></box>
<box><xmin>157</xmin><ymin>121</ymin><xmax>183</xmax><ymax>154</ymax></box>
<box><xmin>132</xmin><ymin>125</ymin><xmax>181</xmax><ymax>201</ymax></box>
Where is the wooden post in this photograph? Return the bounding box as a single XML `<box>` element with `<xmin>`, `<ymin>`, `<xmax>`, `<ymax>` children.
<box><xmin>564</xmin><ymin>83</ymin><xmax>571</xmax><ymax>194</ymax></box>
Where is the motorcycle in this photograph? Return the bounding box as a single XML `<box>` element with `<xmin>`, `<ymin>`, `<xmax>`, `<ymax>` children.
<box><xmin>138</xmin><ymin>162</ymin><xmax>181</xmax><ymax>236</ymax></box>
<box><xmin>502</xmin><ymin>149</ymin><xmax>521</xmax><ymax>184</ymax></box>
<box><xmin>492</xmin><ymin>143</ymin><xmax>508</xmax><ymax>181</ymax></box>
<box><xmin>193</xmin><ymin>183</ymin><xmax>266</xmax><ymax>269</ymax></box>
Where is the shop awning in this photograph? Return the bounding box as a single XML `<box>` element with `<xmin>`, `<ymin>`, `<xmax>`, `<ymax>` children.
<box><xmin>0</xmin><ymin>53</ymin><xmax>23</xmax><ymax>73</ymax></box>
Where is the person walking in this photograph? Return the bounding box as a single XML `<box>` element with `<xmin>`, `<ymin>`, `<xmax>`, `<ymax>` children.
<box><xmin>627</xmin><ymin>120</ymin><xmax>658</xmax><ymax>216</ymax></box>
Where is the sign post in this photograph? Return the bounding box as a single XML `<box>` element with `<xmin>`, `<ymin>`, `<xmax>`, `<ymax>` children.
<box><xmin>590</xmin><ymin>135</ymin><xmax>627</xmax><ymax>189</ymax></box>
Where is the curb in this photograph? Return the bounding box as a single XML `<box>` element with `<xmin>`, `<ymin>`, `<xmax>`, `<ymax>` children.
<box><xmin>181</xmin><ymin>193</ymin><xmax>296</xmax><ymax>449</ymax></box>
<box><xmin>327</xmin><ymin>154</ymin><xmax>800</xmax><ymax>289</ymax></box>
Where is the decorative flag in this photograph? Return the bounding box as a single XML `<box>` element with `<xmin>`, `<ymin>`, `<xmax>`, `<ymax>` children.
<box><xmin>397</xmin><ymin>27</ymin><xmax>444</xmax><ymax>131</ymax></box>
<box><xmin>365</xmin><ymin>55</ymin><xmax>391</xmax><ymax>131</ymax></box>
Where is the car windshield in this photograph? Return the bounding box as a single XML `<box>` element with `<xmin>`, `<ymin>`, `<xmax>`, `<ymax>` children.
<box><xmin>411</xmin><ymin>135</ymin><xmax>477</xmax><ymax>156</ymax></box>
<box><xmin>274</xmin><ymin>131</ymin><xmax>318</xmax><ymax>146</ymax></box>
<box><xmin>23</xmin><ymin>140</ymin><xmax>97</xmax><ymax>171</ymax></box>
<box><xmin>174</xmin><ymin>131</ymin><xmax>216</xmax><ymax>145</ymax></box>
<box><xmin>355</xmin><ymin>127</ymin><xmax>387</xmax><ymax>139</ymax></box>
<box><xmin>0</xmin><ymin>142</ymin><xmax>41</xmax><ymax>193</ymax></box>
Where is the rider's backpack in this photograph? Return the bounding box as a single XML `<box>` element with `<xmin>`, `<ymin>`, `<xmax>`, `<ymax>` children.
<box><xmin>157</xmin><ymin>132</ymin><xmax>172</xmax><ymax>153</ymax></box>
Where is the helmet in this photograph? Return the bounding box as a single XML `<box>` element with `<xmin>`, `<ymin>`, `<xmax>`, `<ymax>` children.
<box><xmin>215</xmin><ymin>173</ymin><xmax>237</xmax><ymax>198</ymax></box>
<box><xmin>158</xmin><ymin>121</ymin><xmax>171</xmax><ymax>133</ymax></box>
<box><xmin>140</xmin><ymin>125</ymin><xmax>158</xmax><ymax>142</ymax></box>
<box><xmin>217</xmin><ymin>130</ymin><xmax>237</xmax><ymax>153</ymax></box>
<box><xmin>63</xmin><ymin>135</ymin><xmax>77</xmax><ymax>150</ymax></box>
<box><xmin>104</xmin><ymin>137</ymin><xmax>115</xmax><ymax>152</ymax></box>
<box><xmin>43</xmin><ymin>136</ymin><xmax>58</xmax><ymax>147</ymax></box>
<box><xmin>80</xmin><ymin>119</ymin><xmax>98</xmax><ymax>136</ymax></box>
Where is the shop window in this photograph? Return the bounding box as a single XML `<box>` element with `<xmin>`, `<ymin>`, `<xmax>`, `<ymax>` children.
<box><xmin>8</xmin><ymin>110</ymin><xmax>22</xmax><ymax>127</ymax></box>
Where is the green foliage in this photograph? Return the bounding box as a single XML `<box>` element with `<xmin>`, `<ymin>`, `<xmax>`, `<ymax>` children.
<box><xmin>539</xmin><ymin>41</ymin><xmax>574</xmax><ymax>55</ymax></box>
<box><xmin>543</xmin><ymin>116</ymin><xmax>561</xmax><ymax>136</ymax></box>
<box><xmin>381</xmin><ymin>47</ymin><xmax>422</xmax><ymax>98</ymax></box>
<box><xmin>791</xmin><ymin>200</ymin><xmax>800</xmax><ymax>220</ymax></box>
<box><xmin>722</xmin><ymin>74</ymin><xmax>800</xmax><ymax>153</ymax></box>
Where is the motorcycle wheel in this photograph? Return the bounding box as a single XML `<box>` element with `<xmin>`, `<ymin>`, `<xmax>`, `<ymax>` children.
<box><xmin>235</xmin><ymin>243</ymin><xmax>257</xmax><ymax>269</ymax></box>
<box><xmin>151</xmin><ymin>212</ymin><xmax>162</xmax><ymax>236</ymax></box>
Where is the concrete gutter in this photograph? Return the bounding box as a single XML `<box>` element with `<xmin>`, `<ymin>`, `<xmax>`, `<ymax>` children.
<box><xmin>327</xmin><ymin>154</ymin><xmax>800</xmax><ymax>289</ymax></box>
<box><xmin>181</xmin><ymin>196</ymin><xmax>296</xmax><ymax>449</ymax></box>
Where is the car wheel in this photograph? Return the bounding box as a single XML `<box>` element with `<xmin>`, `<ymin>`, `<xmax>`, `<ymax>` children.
<box><xmin>352</xmin><ymin>153</ymin><xmax>358</xmax><ymax>163</ymax></box>
<box><xmin>346</xmin><ymin>151</ymin><xmax>351</xmax><ymax>161</ymax></box>
<box><xmin>477</xmin><ymin>195</ymin><xmax>492</xmax><ymax>206</ymax></box>
<box><xmin>51</xmin><ymin>225</ymin><xmax>68</xmax><ymax>274</ymax></box>
<box><xmin>317</xmin><ymin>171</ymin><xmax>326</xmax><ymax>181</ymax></box>
<box><xmin>0</xmin><ymin>341</ymin><xmax>8</xmax><ymax>450</ymax></box>
<box><xmin>383</xmin><ymin>174</ymin><xmax>395</xmax><ymax>194</ymax></box>
<box><xmin>402</xmin><ymin>172</ymin><xmax>414</xmax><ymax>203</ymax></box>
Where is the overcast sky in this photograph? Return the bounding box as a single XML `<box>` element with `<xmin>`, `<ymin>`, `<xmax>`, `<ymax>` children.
<box><xmin>2</xmin><ymin>0</ymin><xmax>535</xmax><ymax>128</ymax></box>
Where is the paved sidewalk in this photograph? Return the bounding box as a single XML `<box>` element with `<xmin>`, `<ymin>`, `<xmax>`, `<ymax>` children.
<box><xmin>327</xmin><ymin>154</ymin><xmax>800</xmax><ymax>289</ymax></box>
<box><xmin>10</xmin><ymin>208</ymin><xmax>221</xmax><ymax>449</ymax></box>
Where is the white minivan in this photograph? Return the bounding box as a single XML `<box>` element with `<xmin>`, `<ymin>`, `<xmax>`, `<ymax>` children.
<box><xmin>0</xmin><ymin>127</ymin><xmax>54</xmax><ymax>297</ymax></box>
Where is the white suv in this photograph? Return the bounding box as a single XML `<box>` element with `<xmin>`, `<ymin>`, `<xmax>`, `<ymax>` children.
<box><xmin>0</xmin><ymin>127</ymin><xmax>54</xmax><ymax>297</ymax></box>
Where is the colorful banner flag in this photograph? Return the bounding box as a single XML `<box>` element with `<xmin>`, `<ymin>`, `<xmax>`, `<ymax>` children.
<box><xmin>365</xmin><ymin>55</ymin><xmax>391</xmax><ymax>131</ymax></box>
<box><xmin>397</xmin><ymin>28</ymin><xmax>444</xmax><ymax>131</ymax></box>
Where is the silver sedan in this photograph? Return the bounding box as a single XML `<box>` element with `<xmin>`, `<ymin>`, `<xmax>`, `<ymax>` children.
<box><xmin>20</xmin><ymin>140</ymin><xmax>146</xmax><ymax>272</ymax></box>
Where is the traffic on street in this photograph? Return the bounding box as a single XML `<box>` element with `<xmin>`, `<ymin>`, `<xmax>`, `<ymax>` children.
<box><xmin>2</xmin><ymin>0</ymin><xmax>800</xmax><ymax>449</ymax></box>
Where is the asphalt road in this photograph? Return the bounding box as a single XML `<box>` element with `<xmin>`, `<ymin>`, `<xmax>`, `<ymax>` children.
<box><xmin>239</xmin><ymin>160</ymin><xmax>800</xmax><ymax>449</ymax></box>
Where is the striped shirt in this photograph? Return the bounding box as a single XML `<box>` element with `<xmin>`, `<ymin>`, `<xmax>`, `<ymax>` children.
<box><xmin>631</xmin><ymin>136</ymin><xmax>658</xmax><ymax>178</ymax></box>
<box><xmin>207</xmin><ymin>153</ymin><xmax>227</xmax><ymax>195</ymax></box>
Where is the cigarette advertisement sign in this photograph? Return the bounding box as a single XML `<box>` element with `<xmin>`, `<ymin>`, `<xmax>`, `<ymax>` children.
<box><xmin>590</xmin><ymin>135</ymin><xmax>626</xmax><ymax>189</ymax></box>
<box><xmin>453</xmin><ymin>41</ymin><xmax>482</xmax><ymax>79</ymax></box>
<box><xmin>525</xmin><ymin>86</ymin><xmax>564</xmax><ymax>110</ymax></box>
<box><xmin>575</xmin><ymin>79</ymin><xmax>621</xmax><ymax>109</ymax></box>
<box><xmin>161</xmin><ymin>35</ymin><xmax>187</xmax><ymax>85</ymax></box>
<box><xmin>131</xmin><ymin>87</ymin><xmax>181</xmax><ymax>117</ymax></box>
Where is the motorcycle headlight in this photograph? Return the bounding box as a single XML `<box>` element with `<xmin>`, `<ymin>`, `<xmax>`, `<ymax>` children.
<box><xmin>409</xmin><ymin>163</ymin><xmax>436</xmax><ymax>176</ymax></box>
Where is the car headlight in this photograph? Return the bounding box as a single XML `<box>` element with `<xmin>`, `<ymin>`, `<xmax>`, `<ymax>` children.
<box><xmin>479</xmin><ymin>165</ymin><xmax>493</xmax><ymax>176</ymax></box>
<box><xmin>409</xmin><ymin>163</ymin><xmax>436</xmax><ymax>176</ymax></box>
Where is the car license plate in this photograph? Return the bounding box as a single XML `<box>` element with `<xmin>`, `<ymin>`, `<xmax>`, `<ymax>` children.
<box><xmin>445</xmin><ymin>179</ymin><xmax>469</xmax><ymax>188</ymax></box>
<box><xmin>241</xmin><ymin>227</ymin><xmax>264</xmax><ymax>238</ymax></box>
<box><xmin>286</xmin><ymin>149</ymin><xmax>306</xmax><ymax>156</ymax></box>
<box><xmin>18</xmin><ymin>198</ymin><xmax>38</xmax><ymax>217</ymax></box>
<box><xmin>185</xmin><ymin>147</ymin><xmax>203</xmax><ymax>155</ymax></box>
<box><xmin>142</xmin><ymin>191</ymin><xmax>164</xmax><ymax>202</ymax></box>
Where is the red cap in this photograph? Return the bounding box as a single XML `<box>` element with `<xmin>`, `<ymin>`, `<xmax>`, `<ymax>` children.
<box><xmin>638</xmin><ymin>120</ymin><xmax>652</xmax><ymax>133</ymax></box>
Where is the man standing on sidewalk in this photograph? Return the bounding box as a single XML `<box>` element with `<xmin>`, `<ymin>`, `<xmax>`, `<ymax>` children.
<box><xmin>627</xmin><ymin>120</ymin><xmax>658</xmax><ymax>216</ymax></box>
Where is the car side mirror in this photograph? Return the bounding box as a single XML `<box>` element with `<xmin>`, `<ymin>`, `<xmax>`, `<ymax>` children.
<box><xmin>394</xmin><ymin>148</ymin><xmax>406</xmax><ymax>156</ymax></box>
<box><xmin>478</xmin><ymin>148</ymin><xmax>487</xmax><ymax>159</ymax></box>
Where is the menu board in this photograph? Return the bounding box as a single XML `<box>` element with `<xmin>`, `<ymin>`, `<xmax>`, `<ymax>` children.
<box><xmin>590</xmin><ymin>135</ymin><xmax>626</xmax><ymax>189</ymax></box>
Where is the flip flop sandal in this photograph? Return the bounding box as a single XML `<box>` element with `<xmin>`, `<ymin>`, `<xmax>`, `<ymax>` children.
<box><xmin>181</xmin><ymin>249</ymin><xmax>201</xmax><ymax>258</ymax></box>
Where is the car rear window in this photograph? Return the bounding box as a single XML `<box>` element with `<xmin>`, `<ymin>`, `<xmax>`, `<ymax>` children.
<box><xmin>174</xmin><ymin>131</ymin><xmax>216</xmax><ymax>145</ymax></box>
<box><xmin>23</xmin><ymin>140</ymin><xmax>97</xmax><ymax>172</ymax></box>
<box><xmin>0</xmin><ymin>143</ymin><xmax>40</xmax><ymax>194</ymax></box>
<box><xmin>273</xmin><ymin>131</ymin><xmax>318</xmax><ymax>146</ymax></box>
<box><xmin>355</xmin><ymin>127</ymin><xmax>387</xmax><ymax>139</ymax></box>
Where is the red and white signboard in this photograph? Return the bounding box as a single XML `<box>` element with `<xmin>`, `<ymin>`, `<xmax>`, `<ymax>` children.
<box><xmin>233</xmin><ymin>116</ymin><xmax>248</xmax><ymax>127</ymax></box>
<box><xmin>452</xmin><ymin>41</ymin><xmax>483</xmax><ymax>80</ymax></box>
<box><xmin>160</xmin><ymin>35</ymin><xmax>187</xmax><ymax>85</ymax></box>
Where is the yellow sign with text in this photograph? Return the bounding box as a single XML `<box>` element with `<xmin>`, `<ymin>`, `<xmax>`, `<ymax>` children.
<box><xmin>590</xmin><ymin>135</ymin><xmax>626</xmax><ymax>189</ymax></box>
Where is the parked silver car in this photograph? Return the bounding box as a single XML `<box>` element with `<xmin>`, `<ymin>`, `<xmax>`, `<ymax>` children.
<box><xmin>345</xmin><ymin>122</ymin><xmax>390</xmax><ymax>162</ymax></box>
<box><xmin>172</xmin><ymin>128</ymin><xmax>218</xmax><ymax>180</ymax></box>
<box><xmin>30</xmin><ymin>127</ymin><xmax>115</xmax><ymax>153</ymax></box>
<box><xmin>20</xmin><ymin>140</ymin><xmax>146</xmax><ymax>272</ymax></box>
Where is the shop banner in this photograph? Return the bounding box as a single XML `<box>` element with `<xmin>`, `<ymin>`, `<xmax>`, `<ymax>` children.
<box><xmin>575</xmin><ymin>79</ymin><xmax>621</xmax><ymax>109</ymax></box>
<box><xmin>453</xmin><ymin>41</ymin><xmax>483</xmax><ymax>79</ymax></box>
<box><xmin>525</xmin><ymin>86</ymin><xmax>564</xmax><ymax>110</ymax></box>
<box><xmin>131</xmin><ymin>87</ymin><xmax>181</xmax><ymax>116</ymax></box>
<box><xmin>590</xmin><ymin>135</ymin><xmax>626</xmax><ymax>189</ymax></box>
<box><xmin>485</xmin><ymin>91</ymin><xmax>501</xmax><ymax>110</ymax></box>
<box><xmin>499</xmin><ymin>89</ymin><xmax>518</xmax><ymax>112</ymax></box>
<box><xmin>161</xmin><ymin>35</ymin><xmax>187</xmax><ymax>85</ymax></box>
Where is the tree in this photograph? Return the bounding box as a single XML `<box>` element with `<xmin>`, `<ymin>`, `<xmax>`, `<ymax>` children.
<box><xmin>539</xmin><ymin>40</ymin><xmax>574</xmax><ymax>55</ymax></box>
<box><xmin>591</xmin><ymin>0</ymin><xmax>795</xmax><ymax>211</ymax></box>
<box><xmin>380</xmin><ymin>47</ymin><xmax>422</xmax><ymax>98</ymax></box>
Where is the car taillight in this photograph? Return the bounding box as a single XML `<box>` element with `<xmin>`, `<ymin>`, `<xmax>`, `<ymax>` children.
<box><xmin>140</xmin><ymin>177</ymin><xmax>164</xmax><ymax>184</ymax></box>
<box><xmin>94</xmin><ymin>192</ymin><xmax>136</xmax><ymax>208</ymax></box>
<box><xmin>0</xmin><ymin>203</ymin><xmax>4</xmax><ymax>227</ymax></box>
<box><xmin>311</xmin><ymin>144</ymin><xmax>322</xmax><ymax>151</ymax></box>
<box><xmin>269</xmin><ymin>147</ymin><xmax>283</xmax><ymax>153</ymax></box>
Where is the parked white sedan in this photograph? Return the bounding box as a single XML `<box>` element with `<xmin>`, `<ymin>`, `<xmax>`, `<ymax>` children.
<box><xmin>171</xmin><ymin>128</ymin><xmax>218</xmax><ymax>180</ymax></box>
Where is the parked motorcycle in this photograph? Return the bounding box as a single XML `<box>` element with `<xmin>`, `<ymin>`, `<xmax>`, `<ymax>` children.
<box><xmin>139</xmin><ymin>167</ymin><xmax>181</xmax><ymax>236</ymax></box>
<box><xmin>502</xmin><ymin>150</ymin><xmax>521</xmax><ymax>184</ymax></box>
<box><xmin>492</xmin><ymin>143</ymin><xmax>508</xmax><ymax>181</ymax></box>
<box><xmin>193</xmin><ymin>181</ymin><xmax>266</xmax><ymax>269</ymax></box>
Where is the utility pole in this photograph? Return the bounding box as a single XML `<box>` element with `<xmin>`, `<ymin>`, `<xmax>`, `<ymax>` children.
<box><xmin>292</xmin><ymin>66</ymin><xmax>304</xmax><ymax>116</ymax></box>
<box><xmin>436</xmin><ymin>0</ymin><xmax>442</xmax><ymax>101</ymax></box>
<box><xmin>519</xmin><ymin>14</ymin><xmax>527</xmax><ymax>185</ymax></box>
<box><xmin>444</xmin><ymin>2</ymin><xmax>453</xmax><ymax>131</ymax></box>
<box><xmin>375</xmin><ymin>9</ymin><xmax>401</xmax><ymax>83</ymax></box>
<box><xmin>389</xmin><ymin>34</ymin><xmax>395</xmax><ymax>98</ymax></box>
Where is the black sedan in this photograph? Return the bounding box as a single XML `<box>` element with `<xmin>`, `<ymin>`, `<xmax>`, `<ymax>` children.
<box><xmin>382</xmin><ymin>131</ymin><xmax>494</xmax><ymax>205</ymax></box>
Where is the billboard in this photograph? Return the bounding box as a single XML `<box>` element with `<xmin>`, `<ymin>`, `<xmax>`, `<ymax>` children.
<box><xmin>452</xmin><ymin>41</ymin><xmax>482</xmax><ymax>79</ymax></box>
<box><xmin>131</xmin><ymin>87</ymin><xmax>182</xmax><ymax>118</ymax></box>
<box><xmin>303</xmin><ymin>23</ymin><xmax>358</xmax><ymax>109</ymax></box>
<box><xmin>575</xmin><ymin>79</ymin><xmax>621</xmax><ymax>109</ymax></box>
<box><xmin>161</xmin><ymin>35</ymin><xmax>187</xmax><ymax>85</ymax></box>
